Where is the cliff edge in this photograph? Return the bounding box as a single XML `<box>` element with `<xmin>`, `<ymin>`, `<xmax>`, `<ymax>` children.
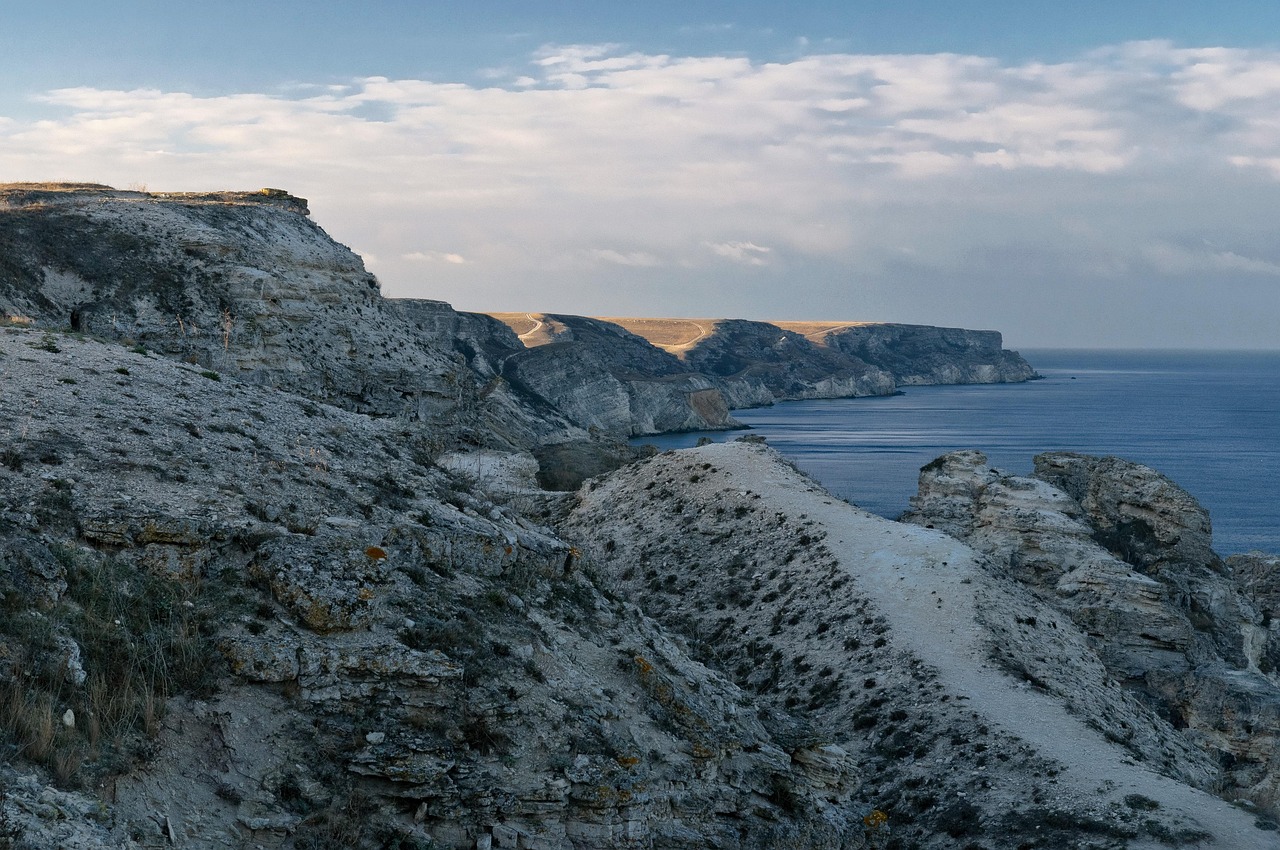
<box><xmin>6</xmin><ymin>185</ymin><xmax>1267</xmax><ymax>850</ymax></box>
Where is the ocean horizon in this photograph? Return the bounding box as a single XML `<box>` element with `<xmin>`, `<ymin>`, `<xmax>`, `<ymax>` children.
<box><xmin>637</xmin><ymin>348</ymin><xmax>1280</xmax><ymax>556</ymax></box>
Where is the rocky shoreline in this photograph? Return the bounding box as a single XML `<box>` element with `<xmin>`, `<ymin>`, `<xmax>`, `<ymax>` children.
<box><xmin>0</xmin><ymin>185</ymin><xmax>1276</xmax><ymax>849</ymax></box>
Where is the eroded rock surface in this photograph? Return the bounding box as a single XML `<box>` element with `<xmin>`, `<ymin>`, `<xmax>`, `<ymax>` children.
<box><xmin>4</xmin><ymin>184</ymin><xmax>1275</xmax><ymax>850</ymax></box>
<box><xmin>489</xmin><ymin>313</ymin><xmax>1037</xmax><ymax>425</ymax></box>
<box><xmin>903</xmin><ymin>449</ymin><xmax>1280</xmax><ymax>815</ymax></box>
<box><xmin>0</xmin><ymin>329</ymin><xmax>875</xmax><ymax>850</ymax></box>
<box><xmin>564</xmin><ymin>441</ymin><xmax>1276</xmax><ymax>848</ymax></box>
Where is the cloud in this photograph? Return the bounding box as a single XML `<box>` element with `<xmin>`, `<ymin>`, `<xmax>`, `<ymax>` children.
<box><xmin>706</xmin><ymin>241</ymin><xmax>772</xmax><ymax>265</ymax></box>
<box><xmin>583</xmin><ymin>248</ymin><xmax>662</xmax><ymax>267</ymax></box>
<box><xmin>404</xmin><ymin>251</ymin><xmax>467</xmax><ymax>264</ymax></box>
<box><xmin>3</xmin><ymin>41</ymin><xmax>1280</xmax><ymax>345</ymax></box>
<box><xmin>1141</xmin><ymin>242</ymin><xmax>1280</xmax><ymax>277</ymax></box>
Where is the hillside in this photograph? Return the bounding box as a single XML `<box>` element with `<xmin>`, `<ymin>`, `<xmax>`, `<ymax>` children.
<box><xmin>488</xmin><ymin>313</ymin><xmax>1036</xmax><ymax>415</ymax></box>
<box><xmin>0</xmin><ymin>185</ymin><xmax>1275</xmax><ymax>849</ymax></box>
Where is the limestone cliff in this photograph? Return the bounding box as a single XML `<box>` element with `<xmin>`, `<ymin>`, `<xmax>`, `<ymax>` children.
<box><xmin>781</xmin><ymin>322</ymin><xmax>1038</xmax><ymax>386</ymax></box>
<box><xmin>487</xmin><ymin>313</ymin><xmax>738</xmax><ymax>436</ymax></box>
<box><xmin>565</xmin><ymin>441</ymin><xmax>1277</xmax><ymax>848</ymax></box>
<box><xmin>0</xmin><ymin>184</ymin><xmax>589</xmax><ymax>454</ymax></box>
<box><xmin>6</xmin><ymin>184</ymin><xmax>1274</xmax><ymax>850</ymax></box>
<box><xmin>606</xmin><ymin>317</ymin><xmax>897</xmax><ymax>407</ymax></box>
<box><xmin>902</xmin><ymin>450</ymin><xmax>1280</xmax><ymax>816</ymax></box>
<box><xmin>490</xmin><ymin>314</ymin><xmax>1037</xmax><ymax>422</ymax></box>
<box><xmin>0</xmin><ymin>330</ymin><xmax>856</xmax><ymax>850</ymax></box>
<box><xmin>0</xmin><ymin>185</ymin><xmax>1036</xmax><ymax>454</ymax></box>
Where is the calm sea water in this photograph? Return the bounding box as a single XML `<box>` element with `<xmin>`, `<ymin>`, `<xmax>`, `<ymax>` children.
<box><xmin>636</xmin><ymin>350</ymin><xmax>1280</xmax><ymax>555</ymax></box>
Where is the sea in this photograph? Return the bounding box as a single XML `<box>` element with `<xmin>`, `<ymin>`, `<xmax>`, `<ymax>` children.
<box><xmin>634</xmin><ymin>350</ymin><xmax>1280</xmax><ymax>556</ymax></box>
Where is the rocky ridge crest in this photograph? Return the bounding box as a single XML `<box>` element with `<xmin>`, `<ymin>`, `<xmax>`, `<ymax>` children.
<box><xmin>902</xmin><ymin>450</ymin><xmax>1280</xmax><ymax>815</ymax></box>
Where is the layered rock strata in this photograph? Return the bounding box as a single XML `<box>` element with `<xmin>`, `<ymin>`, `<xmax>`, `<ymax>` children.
<box><xmin>488</xmin><ymin>313</ymin><xmax>738</xmax><ymax>436</ymax></box>
<box><xmin>0</xmin><ymin>184</ymin><xmax>587</xmax><ymax>452</ymax></box>
<box><xmin>0</xmin><ymin>185</ymin><xmax>1036</xmax><ymax>455</ymax></box>
<box><xmin>492</xmin><ymin>314</ymin><xmax>1038</xmax><ymax>420</ymax></box>
<box><xmin>902</xmin><ymin>450</ymin><xmax>1280</xmax><ymax>814</ymax></box>
<box><xmin>779</xmin><ymin>322</ymin><xmax>1037</xmax><ymax>386</ymax></box>
<box><xmin>0</xmin><ymin>330</ymin><xmax>860</xmax><ymax>849</ymax></box>
<box><xmin>7</xmin><ymin>183</ymin><xmax>1272</xmax><ymax>849</ymax></box>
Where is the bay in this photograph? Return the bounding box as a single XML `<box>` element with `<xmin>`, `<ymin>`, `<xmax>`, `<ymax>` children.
<box><xmin>635</xmin><ymin>350</ymin><xmax>1280</xmax><ymax>555</ymax></box>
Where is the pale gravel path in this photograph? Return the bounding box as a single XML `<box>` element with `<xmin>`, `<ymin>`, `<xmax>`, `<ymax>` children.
<box><xmin>517</xmin><ymin>312</ymin><xmax>544</xmax><ymax>342</ymax></box>
<box><xmin>702</xmin><ymin>441</ymin><xmax>1274</xmax><ymax>849</ymax></box>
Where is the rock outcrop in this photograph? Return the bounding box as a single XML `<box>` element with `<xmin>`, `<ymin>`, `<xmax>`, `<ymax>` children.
<box><xmin>601</xmin><ymin>317</ymin><xmax>897</xmax><ymax>406</ymax></box>
<box><xmin>0</xmin><ymin>330</ymin><xmax>859</xmax><ymax>850</ymax></box>
<box><xmin>5</xmin><ymin>183</ymin><xmax>1275</xmax><ymax>849</ymax></box>
<box><xmin>489</xmin><ymin>313</ymin><xmax>739</xmax><ymax>436</ymax></box>
<box><xmin>0</xmin><ymin>185</ymin><xmax>1036</xmax><ymax>452</ymax></box>
<box><xmin>492</xmin><ymin>314</ymin><xmax>1037</xmax><ymax>418</ymax></box>
<box><xmin>0</xmin><ymin>184</ymin><xmax>592</xmax><ymax>454</ymax></box>
<box><xmin>903</xmin><ymin>449</ymin><xmax>1280</xmax><ymax>815</ymax></box>
<box><xmin>565</xmin><ymin>441</ymin><xmax>1277</xmax><ymax>848</ymax></box>
<box><xmin>781</xmin><ymin>322</ymin><xmax>1038</xmax><ymax>386</ymax></box>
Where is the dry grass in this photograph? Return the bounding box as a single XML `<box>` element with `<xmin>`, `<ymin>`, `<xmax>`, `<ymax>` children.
<box><xmin>489</xmin><ymin>313</ymin><xmax>888</xmax><ymax>356</ymax></box>
<box><xmin>596</xmin><ymin>317</ymin><xmax>721</xmax><ymax>353</ymax></box>
<box><xmin>487</xmin><ymin>312</ymin><xmax>539</xmax><ymax>336</ymax></box>
<box><xmin>486</xmin><ymin>312</ymin><xmax>572</xmax><ymax>347</ymax></box>
<box><xmin>0</xmin><ymin>182</ymin><xmax>115</xmax><ymax>192</ymax></box>
<box><xmin>0</xmin><ymin>545</ymin><xmax>218</xmax><ymax>786</ymax></box>
<box><xmin>771</xmin><ymin>321</ymin><xmax>879</xmax><ymax>343</ymax></box>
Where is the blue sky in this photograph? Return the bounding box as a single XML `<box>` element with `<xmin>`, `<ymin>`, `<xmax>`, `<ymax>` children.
<box><xmin>4</xmin><ymin>3</ymin><xmax>1280</xmax><ymax>347</ymax></box>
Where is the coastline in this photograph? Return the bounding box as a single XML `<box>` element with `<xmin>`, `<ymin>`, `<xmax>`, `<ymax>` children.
<box><xmin>634</xmin><ymin>349</ymin><xmax>1280</xmax><ymax>555</ymax></box>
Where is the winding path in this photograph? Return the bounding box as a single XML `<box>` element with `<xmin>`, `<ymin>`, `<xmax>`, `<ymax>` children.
<box><xmin>516</xmin><ymin>312</ymin><xmax>544</xmax><ymax>342</ymax></box>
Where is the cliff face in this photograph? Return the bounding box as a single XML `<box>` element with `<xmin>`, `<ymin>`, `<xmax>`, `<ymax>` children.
<box><xmin>0</xmin><ymin>185</ymin><xmax>584</xmax><ymax>453</ymax></box>
<box><xmin>1</xmin><ymin>186</ymin><xmax>1037</xmax><ymax>454</ymax></box>
<box><xmin>488</xmin><ymin>314</ymin><xmax>739</xmax><ymax>436</ymax></box>
<box><xmin>902</xmin><ymin>450</ymin><xmax>1280</xmax><ymax>814</ymax></box>
<box><xmin>0</xmin><ymin>330</ymin><xmax>858</xmax><ymax>850</ymax></box>
<box><xmin>786</xmin><ymin>322</ymin><xmax>1038</xmax><ymax>386</ymax></box>
<box><xmin>627</xmin><ymin>318</ymin><xmax>898</xmax><ymax>407</ymax></box>
<box><xmin>10</xmin><ymin>184</ymin><xmax>1274</xmax><ymax>849</ymax></box>
<box><xmin>487</xmin><ymin>313</ymin><xmax>1037</xmax><ymax>434</ymax></box>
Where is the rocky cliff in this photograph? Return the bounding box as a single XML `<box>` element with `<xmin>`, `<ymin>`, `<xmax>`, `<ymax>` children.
<box><xmin>600</xmin><ymin>317</ymin><xmax>897</xmax><ymax>407</ymax></box>
<box><xmin>2</xmin><ymin>184</ymin><xmax>1274</xmax><ymax>850</ymax></box>
<box><xmin>566</xmin><ymin>441</ymin><xmax>1278</xmax><ymax>848</ymax></box>
<box><xmin>0</xmin><ymin>185</ymin><xmax>1035</xmax><ymax>455</ymax></box>
<box><xmin>0</xmin><ymin>329</ymin><xmax>861</xmax><ymax>850</ymax></box>
<box><xmin>902</xmin><ymin>450</ymin><xmax>1280</xmax><ymax>817</ymax></box>
<box><xmin>0</xmin><ymin>184</ymin><xmax>593</xmax><ymax>454</ymax></box>
<box><xmin>489</xmin><ymin>314</ymin><xmax>1036</xmax><ymax>429</ymax></box>
<box><xmin>777</xmin><ymin>322</ymin><xmax>1038</xmax><ymax>386</ymax></box>
<box><xmin>486</xmin><ymin>313</ymin><xmax>738</xmax><ymax>437</ymax></box>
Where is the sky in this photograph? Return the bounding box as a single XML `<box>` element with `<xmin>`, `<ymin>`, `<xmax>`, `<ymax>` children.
<box><xmin>3</xmin><ymin>3</ymin><xmax>1280</xmax><ymax>349</ymax></box>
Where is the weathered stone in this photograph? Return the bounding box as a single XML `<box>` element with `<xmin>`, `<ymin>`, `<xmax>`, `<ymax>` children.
<box><xmin>2</xmin><ymin>537</ymin><xmax>67</xmax><ymax>608</ymax></box>
<box><xmin>905</xmin><ymin>449</ymin><xmax>1280</xmax><ymax>814</ymax></box>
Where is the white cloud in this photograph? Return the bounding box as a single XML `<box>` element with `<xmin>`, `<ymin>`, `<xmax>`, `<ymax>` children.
<box><xmin>707</xmin><ymin>241</ymin><xmax>772</xmax><ymax>265</ymax></box>
<box><xmin>1141</xmin><ymin>242</ymin><xmax>1280</xmax><ymax>277</ymax></box>
<box><xmin>404</xmin><ymin>251</ymin><xmax>467</xmax><ymax>264</ymax></box>
<box><xmin>583</xmin><ymin>249</ymin><xmax>662</xmax><ymax>267</ymax></box>
<box><xmin>4</xmin><ymin>41</ymin><xmax>1280</xmax><ymax>344</ymax></box>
